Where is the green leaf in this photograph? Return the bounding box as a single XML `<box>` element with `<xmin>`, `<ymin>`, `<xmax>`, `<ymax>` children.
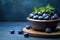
<box><xmin>39</xmin><ymin>7</ymin><xmax>45</xmax><ymax>12</ymax></box>
<box><xmin>34</xmin><ymin>6</ymin><xmax>38</xmax><ymax>12</ymax></box>
<box><xmin>45</xmin><ymin>4</ymin><xmax>55</xmax><ymax>14</ymax></box>
<box><xmin>45</xmin><ymin>4</ymin><xmax>55</xmax><ymax>10</ymax></box>
<box><xmin>32</xmin><ymin>11</ymin><xmax>35</xmax><ymax>14</ymax></box>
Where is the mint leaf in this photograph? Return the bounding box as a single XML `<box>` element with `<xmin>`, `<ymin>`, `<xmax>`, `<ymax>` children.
<box><xmin>39</xmin><ymin>7</ymin><xmax>45</xmax><ymax>12</ymax></box>
<box><xmin>45</xmin><ymin>4</ymin><xmax>55</xmax><ymax>14</ymax></box>
<box><xmin>34</xmin><ymin>6</ymin><xmax>38</xmax><ymax>12</ymax></box>
<box><xmin>45</xmin><ymin>4</ymin><xmax>55</xmax><ymax>10</ymax></box>
<box><xmin>32</xmin><ymin>11</ymin><xmax>35</xmax><ymax>14</ymax></box>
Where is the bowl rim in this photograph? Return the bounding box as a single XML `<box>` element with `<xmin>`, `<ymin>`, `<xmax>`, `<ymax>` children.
<box><xmin>27</xmin><ymin>17</ymin><xmax>60</xmax><ymax>22</ymax></box>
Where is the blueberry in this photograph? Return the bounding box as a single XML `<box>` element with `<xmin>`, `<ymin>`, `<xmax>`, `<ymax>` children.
<box><xmin>38</xmin><ymin>16</ymin><xmax>44</xmax><ymax>20</ymax></box>
<box><xmin>42</xmin><ymin>13</ymin><xmax>46</xmax><ymax>17</ymax></box>
<box><xmin>45</xmin><ymin>28</ymin><xmax>52</xmax><ymax>33</ymax></box>
<box><xmin>43</xmin><ymin>13</ymin><xmax>50</xmax><ymax>17</ymax></box>
<box><xmin>38</xmin><ymin>12</ymin><xmax>43</xmax><ymax>16</ymax></box>
<box><xmin>51</xmin><ymin>14</ymin><xmax>58</xmax><ymax>19</ymax></box>
<box><xmin>26</xmin><ymin>25</ymin><xmax>30</xmax><ymax>29</ymax></box>
<box><xmin>34</xmin><ymin>12</ymin><xmax>38</xmax><ymax>15</ymax></box>
<box><xmin>45</xmin><ymin>10</ymin><xmax>49</xmax><ymax>13</ymax></box>
<box><xmin>44</xmin><ymin>16</ymin><xmax>50</xmax><ymax>20</ymax></box>
<box><xmin>10</xmin><ymin>29</ymin><xmax>15</xmax><ymax>34</ymax></box>
<box><xmin>33</xmin><ymin>15</ymin><xmax>38</xmax><ymax>19</ymax></box>
<box><xmin>18</xmin><ymin>30</ymin><xmax>23</xmax><ymax>34</ymax></box>
<box><xmin>29</xmin><ymin>14</ymin><xmax>34</xmax><ymax>18</ymax></box>
<box><xmin>42</xmin><ymin>13</ymin><xmax>47</xmax><ymax>17</ymax></box>
<box><xmin>24</xmin><ymin>33</ymin><xmax>29</xmax><ymax>38</ymax></box>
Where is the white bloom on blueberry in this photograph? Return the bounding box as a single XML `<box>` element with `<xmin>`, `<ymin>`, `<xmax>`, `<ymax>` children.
<box><xmin>38</xmin><ymin>16</ymin><xmax>44</xmax><ymax>20</ymax></box>
<box><xmin>33</xmin><ymin>15</ymin><xmax>38</xmax><ymax>19</ymax></box>
<box><xmin>44</xmin><ymin>16</ymin><xmax>49</xmax><ymax>20</ymax></box>
<box><xmin>51</xmin><ymin>14</ymin><xmax>58</xmax><ymax>19</ymax></box>
<box><xmin>29</xmin><ymin>14</ymin><xmax>34</xmax><ymax>18</ymax></box>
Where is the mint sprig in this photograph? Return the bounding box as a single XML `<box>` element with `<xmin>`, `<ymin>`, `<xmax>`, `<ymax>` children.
<box><xmin>34</xmin><ymin>6</ymin><xmax>38</xmax><ymax>12</ymax></box>
<box><xmin>32</xmin><ymin>4</ymin><xmax>55</xmax><ymax>15</ymax></box>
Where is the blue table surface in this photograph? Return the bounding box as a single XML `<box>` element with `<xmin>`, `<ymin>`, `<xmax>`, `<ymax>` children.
<box><xmin>0</xmin><ymin>22</ymin><xmax>60</xmax><ymax>40</ymax></box>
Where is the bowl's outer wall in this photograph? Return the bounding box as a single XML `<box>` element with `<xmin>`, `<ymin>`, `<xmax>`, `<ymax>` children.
<box><xmin>29</xmin><ymin>21</ymin><xmax>59</xmax><ymax>31</ymax></box>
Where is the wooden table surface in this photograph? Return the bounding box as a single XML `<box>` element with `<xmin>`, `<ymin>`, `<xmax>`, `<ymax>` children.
<box><xmin>0</xmin><ymin>22</ymin><xmax>60</xmax><ymax>40</ymax></box>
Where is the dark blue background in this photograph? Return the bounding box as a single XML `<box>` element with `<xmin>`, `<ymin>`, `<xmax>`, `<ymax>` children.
<box><xmin>0</xmin><ymin>0</ymin><xmax>60</xmax><ymax>21</ymax></box>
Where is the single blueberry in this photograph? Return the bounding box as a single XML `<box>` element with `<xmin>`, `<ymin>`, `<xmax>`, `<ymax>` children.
<box><xmin>45</xmin><ymin>28</ymin><xmax>52</xmax><ymax>33</ymax></box>
<box><xmin>38</xmin><ymin>12</ymin><xmax>43</xmax><ymax>16</ymax></box>
<box><xmin>29</xmin><ymin>14</ymin><xmax>34</xmax><ymax>18</ymax></box>
<box><xmin>18</xmin><ymin>30</ymin><xmax>23</xmax><ymax>34</ymax></box>
<box><xmin>51</xmin><ymin>14</ymin><xmax>58</xmax><ymax>19</ymax></box>
<box><xmin>45</xmin><ymin>10</ymin><xmax>49</xmax><ymax>13</ymax></box>
<box><xmin>43</xmin><ymin>13</ymin><xmax>50</xmax><ymax>17</ymax></box>
<box><xmin>10</xmin><ymin>29</ymin><xmax>15</xmax><ymax>34</ymax></box>
<box><xmin>44</xmin><ymin>16</ymin><xmax>50</xmax><ymax>20</ymax></box>
<box><xmin>42</xmin><ymin>13</ymin><xmax>47</xmax><ymax>17</ymax></box>
<box><xmin>26</xmin><ymin>25</ymin><xmax>30</xmax><ymax>29</ymax></box>
<box><xmin>54</xmin><ymin>14</ymin><xmax>58</xmax><ymax>18</ymax></box>
<box><xmin>24</xmin><ymin>33</ymin><xmax>29</xmax><ymax>38</ymax></box>
<box><xmin>34</xmin><ymin>12</ymin><xmax>38</xmax><ymax>15</ymax></box>
<box><xmin>38</xmin><ymin>16</ymin><xmax>44</xmax><ymax>20</ymax></box>
<box><xmin>33</xmin><ymin>15</ymin><xmax>38</xmax><ymax>19</ymax></box>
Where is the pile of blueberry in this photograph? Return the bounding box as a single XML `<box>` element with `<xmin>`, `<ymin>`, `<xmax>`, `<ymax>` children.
<box><xmin>29</xmin><ymin>4</ymin><xmax>58</xmax><ymax>20</ymax></box>
<box><xmin>29</xmin><ymin>10</ymin><xmax>58</xmax><ymax>20</ymax></box>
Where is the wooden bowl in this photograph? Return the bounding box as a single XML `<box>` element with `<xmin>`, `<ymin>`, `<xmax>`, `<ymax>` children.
<box><xmin>27</xmin><ymin>17</ymin><xmax>60</xmax><ymax>31</ymax></box>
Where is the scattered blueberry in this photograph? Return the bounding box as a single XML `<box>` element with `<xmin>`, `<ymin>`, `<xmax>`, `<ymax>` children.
<box><xmin>45</xmin><ymin>28</ymin><xmax>52</xmax><ymax>33</ymax></box>
<box><xmin>18</xmin><ymin>30</ymin><xmax>23</xmax><ymax>34</ymax></box>
<box><xmin>29</xmin><ymin>14</ymin><xmax>34</xmax><ymax>18</ymax></box>
<box><xmin>24</xmin><ymin>33</ymin><xmax>29</xmax><ymax>38</ymax></box>
<box><xmin>26</xmin><ymin>25</ymin><xmax>30</xmax><ymax>29</ymax></box>
<box><xmin>10</xmin><ymin>29</ymin><xmax>15</xmax><ymax>34</ymax></box>
<box><xmin>33</xmin><ymin>15</ymin><xmax>38</xmax><ymax>19</ymax></box>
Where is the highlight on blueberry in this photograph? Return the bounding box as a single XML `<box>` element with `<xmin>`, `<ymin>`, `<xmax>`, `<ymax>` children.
<box><xmin>33</xmin><ymin>15</ymin><xmax>38</xmax><ymax>19</ymax></box>
<box><xmin>51</xmin><ymin>14</ymin><xmax>58</xmax><ymax>19</ymax></box>
<box><xmin>44</xmin><ymin>16</ymin><xmax>50</xmax><ymax>20</ymax></box>
<box><xmin>29</xmin><ymin>14</ymin><xmax>34</xmax><ymax>18</ymax></box>
<box><xmin>38</xmin><ymin>16</ymin><xmax>44</xmax><ymax>20</ymax></box>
